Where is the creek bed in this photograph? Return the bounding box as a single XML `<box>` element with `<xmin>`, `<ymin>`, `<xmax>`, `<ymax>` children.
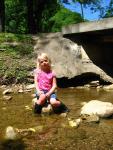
<box><xmin>0</xmin><ymin>88</ymin><xmax>113</xmax><ymax>150</ymax></box>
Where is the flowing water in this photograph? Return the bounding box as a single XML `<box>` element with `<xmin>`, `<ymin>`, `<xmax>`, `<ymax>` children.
<box><xmin>0</xmin><ymin>87</ymin><xmax>113</xmax><ymax>150</ymax></box>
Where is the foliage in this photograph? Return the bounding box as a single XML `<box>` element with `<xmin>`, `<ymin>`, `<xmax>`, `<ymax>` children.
<box><xmin>102</xmin><ymin>0</ymin><xmax>113</xmax><ymax>18</ymax></box>
<box><xmin>1</xmin><ymin>0</ymin><xmax>112</xmax><ymax>34</ymax></box>
<box><xmin>3</xmin><ymin>65</ymin><xmax>28</xmax><ymax>83</ymax></box>
<box><xmin>4</xmin><ymin>0</ymin><xmax>60</xmax><ymax>33</ymax></box>
<box><xmin>62</xmin><ymin>0</ymin><xmax>101</xmax><ymax>7</ymax></box>
<box><xmin>50</xmin><ymin>7</ymin><xmax>83</xmax><ymax>32</ymax></box>
<box><xmin>0</xmin><ymin>33</ymin><xmax>33</xmax><ymax>56</ymax></box>
<box><xmin>36</xmin><ymin>0</ymin><xmax>60</xmax><ymax>32</ymax></box>
<box><xmin>5</xmin><ymin>0</ymin><xmax>27</xmax><ymax>33</ymax></box>
<box><xmin>62</xmin><ymin>0</ymin><xmax>102</xmax><ymax>20</ymax></box>
<box><xmin>0</xmin><ymin>33</ymin><xmax>32</xmax><ymax>42</ymax></box>
<box><xmin>0</xmin><ymin>33</ymin><xmax>35</xmax><ymax>84</ymax></box>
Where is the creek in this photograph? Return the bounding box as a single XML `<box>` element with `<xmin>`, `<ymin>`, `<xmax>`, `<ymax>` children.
<box><xmin>0</xmin><ymin>88</ymin><xmax>113</xmax><ymax>150</ymax></box>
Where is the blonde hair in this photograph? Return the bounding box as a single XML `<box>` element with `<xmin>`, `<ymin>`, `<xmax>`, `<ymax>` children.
<box><xmin>37</xmin><ymin>53</ymin><xmax>51</xmax><ymax>68</ymax></box>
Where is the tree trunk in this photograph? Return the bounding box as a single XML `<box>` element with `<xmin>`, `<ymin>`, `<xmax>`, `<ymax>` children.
<box><xmin>34</xmin><ymin>0</ymin><xmax>47</xmax><ymax>32</ymax></box>
<box><xmin>26</xmin><ymin>0</ymin><xmax>37</xmax><ymax>34</ymax></box>
<box><xmin>80</xmin><ymin>3</ymin><xmax>84</xmax><ymax>20</ymax></box>
<box><xmin>0</xmin><ymin>0</ymin><xmax>5</xmax><ymax>32</ymax></box>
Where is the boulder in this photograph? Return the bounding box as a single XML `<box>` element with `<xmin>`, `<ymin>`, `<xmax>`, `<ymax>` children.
<box><xmin>33</xmin><ymin>33</ymin><xmax>113</xmax><ymax>84</ymax></box>
<box><xmin>81</xmin><ymin>100</ymin><xmax>113</xmax><ymax>118</ymax></box>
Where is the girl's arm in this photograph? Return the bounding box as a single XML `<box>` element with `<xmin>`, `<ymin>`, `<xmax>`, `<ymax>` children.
<box><xmin>34</xmin><ymin>72</ymin><xmax>44</xmax><ymax>95</ymax></box>
<box><xmin>46</xmin><ymin>77</ymin><xmax>57</xmax><ymax>98</ymax></box>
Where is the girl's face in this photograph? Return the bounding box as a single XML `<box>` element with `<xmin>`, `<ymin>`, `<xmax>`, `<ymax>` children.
<box><xmin>39</xmin><ymin>58</ymin><xmax>50</xmax><ymax>70</ymax></box>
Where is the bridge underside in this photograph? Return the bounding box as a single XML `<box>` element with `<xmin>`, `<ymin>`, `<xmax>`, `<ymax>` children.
<box><xmin>62</xmin><ymin>18</ymin><xmax>113</xmax><ymax>78</ymax></box>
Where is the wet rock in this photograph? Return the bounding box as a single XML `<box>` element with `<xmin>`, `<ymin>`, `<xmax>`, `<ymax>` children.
<box><xmin>3</xmin><ymin>89</ymin><xmax>13</xmax><ymax>95</ymax></box>
<box><xmin>16</xmin><ymin>129</ymin><xmax>33</xmax><ymax>137</ymax></box>
<box><xmin>81</xmin><ymin>114</ymin><xmax>100</xmax><ymax>123</ymax></box>
<box><xmin>17</xmin><ymin>84</ymin><xmax>26</xmax><ymax>93</ymax></box>
<box><xmin>68</xmin><ymin>118</ymin><xmax>82</xmax><ymax>128</ymax></box>
<box><xmin>3</xmin><ymin>95</ymin><xmax>12</xmax><ymax>101</ymax></box>
<box><xmin>32</xmin><ymin>98</ymin><xmax>53</xmax><ymax>115</ymax></box>
<box><xmin>84</xmin><ymin>80</ymin><xmax>100</xmax><ymax>88</ymax></box>
<box><xmin>76</xmin><ymin>86</ymin><xmax>85</xmax><ymax>89</ymax></box>
<box><xmin>0</xmin><ymin>85</ymin><xmax>7</xmax><ymax>89</ymax></box>
<box><xmin>81</xmin><ymin>100</ymin><xmax>113</xmax><ymax>118</ymax></box>
<box><xmin>4</xmin><ymin>125</ymin><xmax>43</xmax><ymax>140</ymax></box>
<box><xmin>16</xmin><ymin>126</ymin><xmax>43</xmax><ymax>137</ymax></box>
<box><xmin>26</xmin><ymin>84</ymin><xmax>35</xmax><ymax>90</ymax></box>
<box><xmin>60</xmin><ymin>112</ymin><xmax>67</xmax><ymax>118</ymax></box>
<box><xmin>42</xmin><ymin>104</ymin><xmax>53</xmax><ymax>115</ymax></box>
<box><xmin>32</xmin><ymin>98</ymin><xmax>37</xmax><ymax>106</ymax></box>
<box><xmin>5</xmin><ymin>126</ymin><xmax>17</xmax><ymax>140</ymax></box>
<box><xmin>103</xmin><ymin>84</ymin><xmax>113</xmax><ymax>91</ymax></box>
<box><xmin>89</xmin><ymin>80</ymin><xmax>100</xmax><ymax>87</ymax></box>
<box><xmin>33</xmin><ymin>125</ymin><xmax>43</xmax><ymax>132</ymax></box>
<box><xmin>24</xmin><ymin>89</ymin><xmax>32</xmax><ymax>92</ymax></box>
<box><xmin>32</xmin><ymin>97</ymin><xmax>68</xmax><ymax>115</ymax></box>
<box><xmin>18</xmin><ymin>89</ymin><xmax>24</xmax><ymax>93</ymax></box>
<box><xmin>25</xmin><ymin>105</ymin><xmax>32</xmax><ymax>111</ymax></box>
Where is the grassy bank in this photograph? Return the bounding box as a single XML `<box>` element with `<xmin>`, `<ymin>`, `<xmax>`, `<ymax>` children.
<box><xmin>0</xmin><ymin>33</ymin><xmax>35</xmax><ymax>85</ymax></box>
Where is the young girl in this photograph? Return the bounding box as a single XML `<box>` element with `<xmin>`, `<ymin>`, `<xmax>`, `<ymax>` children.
<box><xmin>34</xmin><ymin>53</ymin><xmax>69</xmax><ymax>114</ymax></box>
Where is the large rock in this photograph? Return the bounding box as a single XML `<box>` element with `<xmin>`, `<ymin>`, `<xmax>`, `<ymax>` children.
<box><xmin>33</xmin><ymin>32</ymin><xmax>113</xmax><ymax>83</ymax></box>
<box><xmin>81</xmin><ymin>100</ymin><xmax>113</xmax><ymax>118</ymax></box>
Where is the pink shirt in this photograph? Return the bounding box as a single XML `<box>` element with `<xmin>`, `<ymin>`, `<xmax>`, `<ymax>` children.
<box><xmin>34</xmin><ymin>69</ymin><xmax>56</xmax><ymax>91</ymax></box>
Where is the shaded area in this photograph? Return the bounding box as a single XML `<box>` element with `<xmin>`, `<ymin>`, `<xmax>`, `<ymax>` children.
<box><xmin>57</xmin><ymin>73</ymin><xmax>110</xmax><ymax>88</ymax></box>
<box><xmin>0</xmin><ymin>139</ymin><xmax>26</xmax><ymax>150</ymax></box>
<box><xmin>64</xmin><ymin>28</ymin><xmax>113</xmax><ymax>78</ymax></box>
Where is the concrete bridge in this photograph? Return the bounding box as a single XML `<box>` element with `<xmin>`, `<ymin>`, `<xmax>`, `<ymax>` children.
<box><xmin>62</xmin><ymin>17</ymin><xmax>113</xmax><ymax>78</ymax></box>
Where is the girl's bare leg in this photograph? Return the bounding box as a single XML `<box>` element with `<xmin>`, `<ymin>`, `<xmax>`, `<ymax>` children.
<box><xmin>50</xmin><ymin>98</ymin><xmax>61</xmax><ymax>107</ymax></box>
<box><xmin>50</xmin><ymin>98</ymin><xmax>69</xmax><ymax>114</ymax></box>
<box><xmin>36</xmin><ymin>94</ymin><xmax>46</xmax><ymax>105</ymax></box>
<box><xmin>34</xmin><ymin>94</ymin><xmax>46</xmax><ymax>114</ymax></box>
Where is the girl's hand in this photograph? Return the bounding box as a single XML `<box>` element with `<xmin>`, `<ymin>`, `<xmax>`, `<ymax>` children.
<box><xmin>38</xmin><ymin>91</ymin><xmax>44</xmax><ymax>96</ymax></box>
<box><xmin>45</xmin><ymin>92</ymin><xmax>50</xmax><ymax>98</ymax></box>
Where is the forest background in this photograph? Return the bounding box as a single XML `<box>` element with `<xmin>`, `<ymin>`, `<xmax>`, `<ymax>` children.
<box><xmin>0</xmin><ymin>0</ymin><xmax>113</xmax><ymax>33</ymax></box>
